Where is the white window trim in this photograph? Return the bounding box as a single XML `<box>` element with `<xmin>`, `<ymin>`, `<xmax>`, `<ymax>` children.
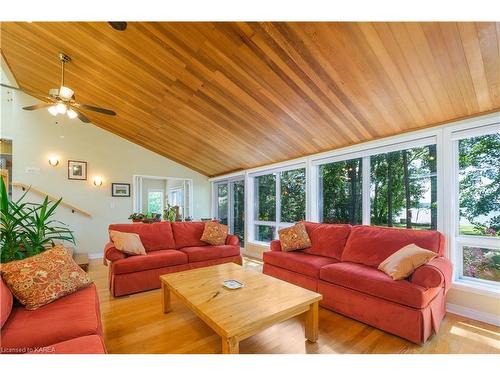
<box><xmin>446</xmin><ymin>122</ymin><xmax>500</xmax><ymax>294</ymax></box>
<box><xmin>210</xmin><ymin>112</ymin><xmax>500</xmax><ymax>295</ymax></box>
<box><xmin>250</xmin><ymin>164</ymin><xmax>307</xmax><ymax>242</ymax></box>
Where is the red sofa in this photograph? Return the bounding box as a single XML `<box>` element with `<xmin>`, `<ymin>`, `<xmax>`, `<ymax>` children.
<box><xmin>0</xmin><ymin>279</ymin><xmax>106</xmax><ymax>354</ymax></box>
<box><xmin>263</xmin><ymin>222</ymin><xmax>452</xmax><ymax>344</ymax></box>
<box><xmin>104</xmin><ymin>221</ymin><xmax>242</xmax><ymax>297</ymax></box>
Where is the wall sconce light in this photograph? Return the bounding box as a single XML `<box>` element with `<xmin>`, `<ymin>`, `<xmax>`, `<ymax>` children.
<box><xmin>48</xmin><ymin>156</ymin><xmax>60</xmax><ymax>166</ymax></box>
<box><xmin>93</xmin><ymin>177</ymin><xmax>103</xmax><ymax>187</ymax></box>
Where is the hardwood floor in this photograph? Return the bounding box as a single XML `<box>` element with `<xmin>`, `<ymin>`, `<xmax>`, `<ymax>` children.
<box><xmin>89</xmin><ymin>258</ymin><xmax>500</xmax><ymax>354</ymax></box>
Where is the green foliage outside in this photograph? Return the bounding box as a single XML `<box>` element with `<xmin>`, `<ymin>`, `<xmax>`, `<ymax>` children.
<box><xmin>320</xmin><ymin>158</ymin><xmax>362</xmax><ymax>224</ymax></box>
<box><xmin>232</xmin><ymin>180</ymin><xmax>245</xmax><ymax>246</ymax></box>
<box><xmin>370</xmin><ymin>145</ymin><xmax>437</xmax><ymax>229</ymax></box>
<box><xmin>255</xmin><ymin>174</ymin><xmax>276</xmax><ymax>221</ymax></box>
<box><xmin>280</xmin><ymin>169</ymin><xmax>306</xmax><ymax>223</ymax></box>
<box><xmin>459</xmin><ymin>133</ymin><xmax>500</xmax><ymax>236</ymax></box>
<box><xmin>0</xmin><ymin>178</ymin><xmax>75</xmax><ymax>263</ymax></box>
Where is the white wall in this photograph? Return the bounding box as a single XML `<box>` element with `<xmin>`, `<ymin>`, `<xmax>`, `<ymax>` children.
<box><xmin>0</xmin><ymin>66</ymin><xmax>211</xmax><ymax>257</ymax></box>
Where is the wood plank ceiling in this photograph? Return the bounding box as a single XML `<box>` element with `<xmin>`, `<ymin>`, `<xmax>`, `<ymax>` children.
<box><xmin>1</xmin><ymin>22</ymin><xmax>499</xmax><ymax>176</ymax></box>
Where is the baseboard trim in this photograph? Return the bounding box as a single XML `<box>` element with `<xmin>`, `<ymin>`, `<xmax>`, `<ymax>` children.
<box><xmin>447</xmin><ymin>303</ymin><xmax>500</xmax><ymax>327</ymax></box>
<box><xmin>88</xmin><ymin>252</ymin><xmax>103</xmax><ymax>260</ymax></box>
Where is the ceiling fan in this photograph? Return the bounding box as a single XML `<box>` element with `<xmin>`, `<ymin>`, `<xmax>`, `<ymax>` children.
<box><xmin>0</xmin><ymin>52</ymin><xmax>116</xmax><ymax>123</ymax></box>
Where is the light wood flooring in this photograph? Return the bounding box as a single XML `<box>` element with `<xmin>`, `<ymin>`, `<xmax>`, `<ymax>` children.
<box><xmin>89</xmin><ymin>258</ymin><xmax>500</xmax><ymax>354</ymax></box>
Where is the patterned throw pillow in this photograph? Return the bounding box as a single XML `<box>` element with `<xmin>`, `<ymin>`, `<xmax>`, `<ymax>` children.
<box><xmin>278</xmin><ymin>222</ymin><xmax>312</xmax><ymax>252</ymax></box>
<box><xmin>200</xmin><ymin>221</ymin><xmax>228</xmax><ymax>246</ymax></box>
<box><xmin>0</xmin><ymin>245</ymin><xmax>91</xmax><ymax>310</ymax></box>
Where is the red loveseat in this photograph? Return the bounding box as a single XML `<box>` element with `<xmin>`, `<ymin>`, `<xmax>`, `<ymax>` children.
<box><xmin>263</xmin><ymin>222</ymin><xmax>452</xmax><ymax>344</ymax></box>
<box><xmin>0</xmin><ymin>279</ymin><xmax>106</xmax><ymax>354</ymax></box>
<box><xmin>104</xmin><ymin>221</ymin><xmax>242</xmax><ymax>297</ymax></box>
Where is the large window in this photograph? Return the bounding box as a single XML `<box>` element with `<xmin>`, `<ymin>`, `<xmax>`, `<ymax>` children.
<box><xmin>253</xmin><ymin>167</ymin><xmax>306</xmax><ymax>243</ymax></box>
<box><xmin>455</xmin><ymin>131</ymin><xmax>499</xmax><ymax>285</ymax></box>
<box><xmin>147</xmin><ymin>190</ymin><xmax>164</xmax><ymax>214</ymax></box>
<box><xmin>370</xmin><ymin>145</ymin><xmax>437</xmax><ymax>230</ymax></box>
<box><xmin>214</xmin><ymin>179</ymin><xmax>245</xmax><ymax>246</ymax></box>
<box><xmin>318</xmin><ymin>158</ymin><xmax>362</xmax><ymax>224</ymax></box>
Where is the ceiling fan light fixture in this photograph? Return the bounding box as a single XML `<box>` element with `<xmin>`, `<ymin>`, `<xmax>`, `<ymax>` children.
<box><xmin>56</xmin><ymin>103</ymin><xmax>67</xmax><ymax>114</ymax></box>
<box><xmin>59</xmin><ymin>86</ymin><xmax>74</xmax><ymax>100</ymax></box>
<box><xmin>47</xmin><ymin>105</ymin><xmax>58</xmax><ymax>116</ymax></box>
<box><xmin>67</xmin><ymin>108</ymin><xmax>78</xmax><ymax>119</ymax></box>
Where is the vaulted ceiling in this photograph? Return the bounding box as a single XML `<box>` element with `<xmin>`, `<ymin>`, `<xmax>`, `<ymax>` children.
<box><xmin>1</xmin><ymin>22</ymin><xmax>499</xmax><ymax>176</ymax></box>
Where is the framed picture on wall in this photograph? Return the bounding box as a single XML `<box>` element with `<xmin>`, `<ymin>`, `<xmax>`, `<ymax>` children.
<box><xmin>68</xmin><ymin>160</ymin><xmax>87</xmax><ymax>180</ymax></box>
<box><xmin>112</xmin><ymin>183</ymin><xmax>130</xmax><ymax>197</ymax></box>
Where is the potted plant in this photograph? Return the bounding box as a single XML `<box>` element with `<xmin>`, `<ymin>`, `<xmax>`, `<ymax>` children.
<box><xmin>128</xmin><ymin>213</ymin><xmax>144</xmax><ymax>222</ymax></box>
<box><xmin>141</xmin><ymin>212</ymin><xmax>161</xmax><ymax>224</ymax></box>
<box><xmin>0</xmin><ymin>178</ymin><xmax>75</xmax><ymax>263</ymax></box>
<box><xmin>163</xmin><ymin>204</ymin><xmax>176</xmax><ymax>222</ymax></box>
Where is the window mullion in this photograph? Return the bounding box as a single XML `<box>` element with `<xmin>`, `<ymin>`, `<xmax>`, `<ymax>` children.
<box><xmin>362</xmin><ymin>156</ymin><xmax>371</xmax><ymax>225</ymax></box>
<box><xmin>275</xmin><ymin>172</ymin><xmax>281</xmax><ymax>239</ymax></box>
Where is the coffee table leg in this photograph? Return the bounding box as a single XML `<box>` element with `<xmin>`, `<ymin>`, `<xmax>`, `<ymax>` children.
<box><xmin>304</xmin><ymin>301</ymin><xmax>319</xmax><ymax>342</ymax></box>
<box><xmin>221</xmin><ymin>336</ymin><xmax>239</xmax><ymax>354</ymax></box>
<box><xmin>162</xmin><ymin>282</ymin><xmax>171</xmax><ymax>313</ymax></box>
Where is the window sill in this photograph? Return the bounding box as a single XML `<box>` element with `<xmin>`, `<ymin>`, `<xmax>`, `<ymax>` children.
<box><xmin>451</xmin><ymin>280</ymin><xmax>500</xmax><ymax>298</ymax></box>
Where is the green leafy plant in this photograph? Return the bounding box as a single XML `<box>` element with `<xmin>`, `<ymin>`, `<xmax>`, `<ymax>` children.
<box><xmin>163</xmin><ymin>204</ymin><xmax>177</xmax><ymax>222</ymax></box>
<box><xmin>128</xmin><ymin>213</ymin><xmax>145</xmax><ymax>221</ymax></box>
<box><xmin>0</xmin><ymin>178</ymin><xmax>75</xmax><ymax>263</ymax></box>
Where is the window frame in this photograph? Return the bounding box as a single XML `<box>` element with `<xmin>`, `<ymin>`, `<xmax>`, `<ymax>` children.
<box><xmin>212</xmin><ymin>177</ymin><xmax>246</xmax><ymax>246</ymax></box>
<box><xmin>250</xmin><ymin>163</ymin><xmax>306</xmax><ymax>244</ymax></box>
<box><xmin>147</xmin><ymin>189</ymin><xmax>164</xmax><ymax>214</ymax></box>
<box><xmin>449</xmin><ymin>123</ymin><xmax>500</xmax><ymax>290</ymax></box>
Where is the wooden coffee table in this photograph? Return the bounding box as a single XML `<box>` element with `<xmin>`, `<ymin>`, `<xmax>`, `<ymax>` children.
<box><xmin>160</xmin><ymin>262</ymin><xmax>322</xmax><ymax>354</ymax></box>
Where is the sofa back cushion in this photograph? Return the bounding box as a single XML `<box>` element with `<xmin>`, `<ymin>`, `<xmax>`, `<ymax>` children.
<box><xmin>1</xmin><ymin>277</ymin><xmax>13</xmax><ymax>328</ymax></box>
<box><xmin>108</xmin><ymin>222</ymin><xmax>175</xmax><ymax>252</ymax></box>
<box><xmin>341</xmin><ymin>225</ymin><xmax>444</xmax><ymax>268</ymax></box>
<box><xmin>172</xmin><ymin>222</ymin><xmax>208</xmax><ymax>249</ymax></box>
<box><xmin>301</xmin><ymin>221</ymin><xmax>352</xmax><ymax>260</ymax></box>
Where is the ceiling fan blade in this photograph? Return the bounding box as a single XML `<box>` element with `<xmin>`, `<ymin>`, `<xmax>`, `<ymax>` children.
<box><xmin>70</xmin><ymin>107</ymin><xmax>91</xmax><ymax>123</ymax></box>
<box><xmin>23</xmin><ymin>103</ymin><xmax>53</xmax><ymax>111</ymax></box>
<box><xmin>75</xmin><ymin>103</ymin><xmax>116</xmax><ymax>116</ymax></box>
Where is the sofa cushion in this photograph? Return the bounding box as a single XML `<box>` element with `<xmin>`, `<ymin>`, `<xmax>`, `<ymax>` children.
<box><xmin>201</xmin><ymin>221</ymin><xmax>229</xmax><ymax>245</ymax></box>
<box><xmin>34</xmin><ymin>335</ymin><xmax>106</xmax><ymax>354</ymax></box>
<box><xmin>263</xmin><ymin>250</ymin><xmax>338</xmax><ymax>278</ymax></box>
<box><xmin>301</xmin><ymin>222</ymin><xmax>351</xmax><ymax>260</ymax></box>
<box><xmin>109</xmin><ymin>230</ymin><xmax>146</xmax><ymax>255</ymax></box>
<box><xmin>319</xmin><ymin>262</ymin><xmax>440</xmax><ymax>309</ymax></box>
<box><xmin>111</xmin><ymin>249</ymin><xmax>188</xmax><ymax>275</ymax></box>
<box><xmin>180</xmin><ymin>245</ymin><xmax>240</xmax><ymax>262</ymax></box>
<box><xmin>341</xmin><ymin>225</ymin><xmax>443</xmax><ymax>268</ymax></box>
<box><xmin>1</xmin><ymin>278</ymin><xmax>13</xmax><ymax>328</ymax></box>
<box><xmin>0</xmin><ymin>245</ymin><xmax>92</xmax><ymax>310</ymax></box>
<box><xmin>172</xmin><ymin>222</ymin><xmax>208</xmax><ymax>248</ymax></box>
<box><xmin>378</xmin><ymin>243</ymin><xmax>437</xmax><ymax>280</ymax></box>
<box><xmin>0</xmin><ymin>284</ymin><xmax>101</xmax><ymax>350</ymax></box>
<box><xmin>278</xmin><ymin>222</ymin><xmax>312</xmax><ymax>252</ymax></box>
<box><xmin>109</xmin><ymin>222</ymin><xmax>175</xmax><ymax>252</ymax></box>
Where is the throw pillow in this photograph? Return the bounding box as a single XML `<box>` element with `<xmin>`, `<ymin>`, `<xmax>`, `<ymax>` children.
<box><xmin>0</xmin><ymin>245</ymin><xmax>92</xmax><ymax>310</ymax></box>
<box><xmin>378</xmin><ymin>243</ymin><xmax>437</xmax><ymax>280</ymax></box>
<box><xmin>109</xmin><ymin>230</ymin><xmax>146</xmax><ymax>255</ymax></box>
<box><xmin>200</xmin><ymin>221</ymin><xmax>228</xmax><ymax>246</ymax></box>
<box><xmin>278</xmin><ymin>222</ymin><xmax>312</xmax><ymax>252</ymax></box>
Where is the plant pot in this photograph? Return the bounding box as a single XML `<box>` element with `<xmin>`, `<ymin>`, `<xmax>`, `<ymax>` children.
<box><xmin>132</xmin><ymin>219</ymin><xmax>142</xmax><ymax>222</ymax></box>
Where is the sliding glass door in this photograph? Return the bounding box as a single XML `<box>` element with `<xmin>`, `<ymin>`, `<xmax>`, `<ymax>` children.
<box><xmin>214</xmin><ymin>178</ymin><xmax>245</xmax><ymax>247</ymax></box>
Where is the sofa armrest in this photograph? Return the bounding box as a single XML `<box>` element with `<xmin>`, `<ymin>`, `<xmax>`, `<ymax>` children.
<box><xmin>104</xmin><ymin>242</ymin><xmax>126</xmax><ymax>265</ymax></box>
<box><xmin>411</xmin><ymin>257</ymin><xmax>453</xmax><ymax>292</ymax></box>
<box><xmin>226</xmin><ymin>234</ymin><xmax>240</xmax><ymax>247</ymax></box>
<box><xmin>270</xmin><ymin>240</ymin><xmax>282</xmax><ymax>252</ymax></box>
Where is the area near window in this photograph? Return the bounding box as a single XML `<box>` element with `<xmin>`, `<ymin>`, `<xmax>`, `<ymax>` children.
<box><xmin>452</xmin><ymin>129</ymin><xmax>500</xmax><ymax>286</ymax></box>
<box><xmin>214</xmin><ymin>178</ymin><xmax>245</xmax><ymax>247</ymax></box>
<box><xmin>252</xmin><ymin>166</ymin><xmax>306</xmax><ymax>243</ymax></box>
